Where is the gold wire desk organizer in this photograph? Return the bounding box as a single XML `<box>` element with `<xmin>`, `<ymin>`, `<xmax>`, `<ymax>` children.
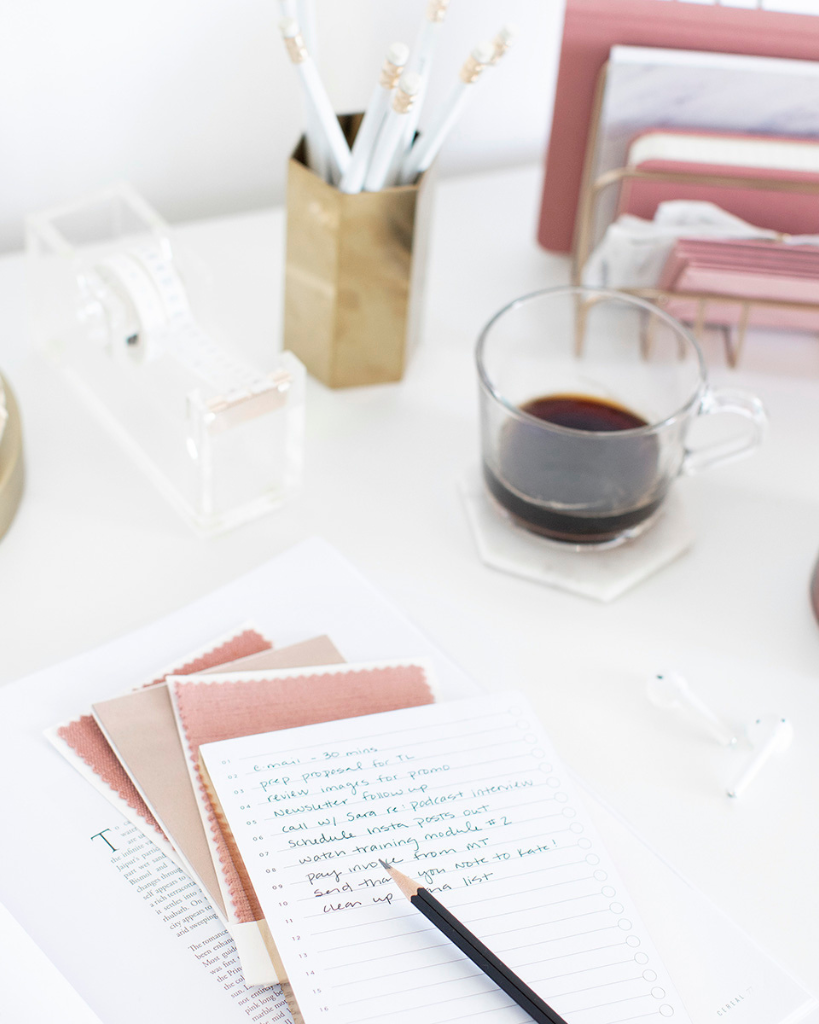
<box><xmin>571</xmin><ymin>64</ymin><xmax>819</xmax><ymax>366</ymax></box>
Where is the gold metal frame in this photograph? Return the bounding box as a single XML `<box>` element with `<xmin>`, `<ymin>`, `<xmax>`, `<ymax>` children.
<box><xmin>572</xmin><ymin>64</ymin><xmax>819</xmax><ymax>366</ymax></box>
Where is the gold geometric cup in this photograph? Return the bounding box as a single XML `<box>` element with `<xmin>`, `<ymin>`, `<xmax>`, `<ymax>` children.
<box><xmin>283</xmin><ymin>115</ymin><xmax>433</xmax><ymax>388</ymax></box>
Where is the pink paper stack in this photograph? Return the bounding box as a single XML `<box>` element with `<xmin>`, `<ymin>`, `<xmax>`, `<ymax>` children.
<box><xmin>659</xmin><ymin>238</ymin><xmax>819</xmax><ymax>330</ymax></box>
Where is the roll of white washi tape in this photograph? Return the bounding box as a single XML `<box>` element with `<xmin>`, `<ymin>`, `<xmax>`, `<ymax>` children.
<box><xmin>95</xmin><ymin>252</ymin><xmax>168</xmax><ymax>364</ymax></box>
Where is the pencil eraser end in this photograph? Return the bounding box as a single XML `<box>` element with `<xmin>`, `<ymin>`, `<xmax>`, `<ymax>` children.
<box><xmin>473</xmin><ymin>42</ymin><xmax>497</xmax><ymax>66</ymax></box>
<box><xmin>388</xmin><ymin>42</ymin><xmax>410</xmax><ymax>67</ymax></box>
<box><xmin>498</xmin><ymin>24</ymin><xmax>518</xmax><ymax>44</ymax></box>
<box><xmin>279</xmin><ymin>17</ymin><xmax>299</xmax><ymax>38</ymax></box>
<box><xmin>400</xmin><ymin>72</ymin><xmax>422</xmax><ymax>97</ymax></box>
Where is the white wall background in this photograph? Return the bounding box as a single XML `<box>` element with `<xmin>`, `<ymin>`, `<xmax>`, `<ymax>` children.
<box><xmin>3</xmin><ymin>0</ymin><xmax>819</xmax><ymax>255</ymax></box>
<box><xmin>0</xmin><ymin>0</ymin><xmax>565</xmax><ymax>254</ymax></box>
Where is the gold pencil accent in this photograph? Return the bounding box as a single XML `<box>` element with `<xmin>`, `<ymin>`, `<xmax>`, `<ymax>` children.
<box><xmin>427</xmin><ymin>0</ymin><xmax>450</xmax><ymax>23</ymax></box>
<box><xmin>284</xmin><ymin>32</ymin><xmax>308</xmax><ymax>64</ymax></box>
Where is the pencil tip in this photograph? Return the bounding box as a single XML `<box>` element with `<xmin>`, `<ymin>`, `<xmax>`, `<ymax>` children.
<box><xmin>378</xmin><ymin>858</ymin><xmax>392</xmax><ymax>870</ymax></box>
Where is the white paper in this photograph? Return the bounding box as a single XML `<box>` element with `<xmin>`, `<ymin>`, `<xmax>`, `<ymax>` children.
<box><xmin>0</xmin><ymin>539</ymin><xmax>813</xmax><ymax>1024</ymax></box>
<box><xmin>202</xmin><ymin>692</ymin><xmax>691</xmax><ymax>1024</ymax></box>
<box><xmin>0</xmin><ymin>539</ymin><xmax>476</xmax><ymax>1024</ymax></box>
<box><xmin>0</xmin><ymin>901</ymin><xmax>105</xmax><ymax>1024</ymax></box>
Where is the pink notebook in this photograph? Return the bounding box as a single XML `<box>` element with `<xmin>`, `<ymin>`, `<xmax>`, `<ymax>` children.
<box><xmin>618</xmin><ymin>129</ymin><xmax>819</xmax><ymax>236</ymax></box>
<box><xmin>538</xmin><ymin>0</ymin><xmax>819</xmax><ymax>253</ymax></box>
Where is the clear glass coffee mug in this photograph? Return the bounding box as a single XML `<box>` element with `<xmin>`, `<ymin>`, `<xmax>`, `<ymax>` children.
<box><xmin>476</xmin><ymin>286</ymin><xmax>767</xmax><ymax>547</ymax></box>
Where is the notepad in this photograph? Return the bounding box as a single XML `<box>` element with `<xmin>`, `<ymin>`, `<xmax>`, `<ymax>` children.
<box><xmin>201</xmin><ymin>692</ymin><xmax>691</xmax><ymax>1024</ymax></box>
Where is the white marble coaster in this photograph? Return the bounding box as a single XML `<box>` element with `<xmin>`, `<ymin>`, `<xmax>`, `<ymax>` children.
<box><xmin>458</xmin><ymin>471</ymin><xmax>694</xmax><ymax>603</ymax></box>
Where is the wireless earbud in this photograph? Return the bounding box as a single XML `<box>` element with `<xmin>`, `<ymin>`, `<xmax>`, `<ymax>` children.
<box><xmin>727</xmin><ymin>715</ymin><xmax>793</xmax><ymax>798</ymax></box>
<box><xmin>646</xmin><ymin>672</ymin><xmax>737</xmax><ymax>746</ymax></box>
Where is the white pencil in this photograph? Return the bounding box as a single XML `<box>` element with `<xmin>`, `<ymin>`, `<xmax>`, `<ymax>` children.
<box><xmin>279</xmin><ymin>17</ymin><xmax>351</xmax><ymax>184</ymax></box>
<box><xmin>277</xmin><ymin>0</ymin><xmax>327</xmax><ymax>180</ymax></box>
<box><xmin>339</xmin><ymin>42</ymin><xmax>410</xmax><ymax>195</ymax></box>
<box><xmin>363</xmin><ymin>73</ymin><xmax>422</xmax><ymax>192</ymax></box>
<box><xmin>395</xmin><ymin>0</ymin><xmax>452</xmax><ymax>182</ymax></box>
<box><xmin>408</xmin><ymin>0</ymin><xmax>451</xmax><ymax>80</ymax></box>
<box><xmin>398</xmin><ymin>42</ymin><xmax>495</xmax><ymax>185</ymax></box>
<box><xmin>292</xmin><ymin>0</ymin><xmax>332</xmax><ymax>182</ymax></box>
<box><xmin>294</xmin><ymin>0</ymin><xmax>317</xmax><ymax>57</ymax></box>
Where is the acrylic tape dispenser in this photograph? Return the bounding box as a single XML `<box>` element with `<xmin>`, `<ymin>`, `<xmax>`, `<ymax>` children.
<box><xmin>26</xmin><ymin>183</ymin><xmax>305</xmax><ymax>536</ymax></box>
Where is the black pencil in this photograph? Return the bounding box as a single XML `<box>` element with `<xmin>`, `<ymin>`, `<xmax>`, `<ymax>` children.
<box><xmin>379</xmin><ymin>860</ymin><xmax>569</xmax><ymax>1024</ymax></box>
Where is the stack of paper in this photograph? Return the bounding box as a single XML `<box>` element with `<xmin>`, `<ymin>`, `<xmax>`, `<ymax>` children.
<box><xmin>658</xmin><ymin>238</ymin><xmax>819</xmax><ymax>330</ymax></box>
<box><xmin>0</xmin><ymin>539</ymin><xmax>812</xmax><ymax>1024</ymax></box>
<box><xmin>47</xmin><ymin>623</ymin><xmax>438</xmax><ymax>986</ymax></box>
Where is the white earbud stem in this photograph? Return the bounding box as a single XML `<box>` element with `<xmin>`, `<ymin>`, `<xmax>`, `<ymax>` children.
<box><xmin>727</xmin><ymin>716</ymin><xmax>793</xmax><ymax>798</ymax></box>
<box><xmin>646</xmin><ymin>672</ymin><xmax>736</xmax><ymax>746</ymax></box>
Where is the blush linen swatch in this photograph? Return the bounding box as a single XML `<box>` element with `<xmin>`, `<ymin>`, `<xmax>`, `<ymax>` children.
<box><xmin>91</xmin><ymin>635</ymin><xmax>345</xmax><ymax>922</ymax></box>
<box><xmin>167</xmin><ymin>662</ymin><xmax>436</xmax><ymax>987</ymax></box>
<box><xmin>47</xmin><ymin>626</ymin><xmax>274</xmax><ymax>864</ymax></box>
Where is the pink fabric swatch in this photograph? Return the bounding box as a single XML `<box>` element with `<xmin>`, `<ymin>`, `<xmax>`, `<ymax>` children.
<box><xmin>55</xmin><ymin>628</ymin><xmax>273</xmax><ymax>842</ymax></box>
<box><xmin>171</xmin><ymin>664</ymin><xmax>434</xmax><ymax>925</ymax></box>
<box><xmin>144</xmin><ymin>628</ymin><xmax>274</xmax><ymax>689</ymax></box>
<box><xmin>56</xmin><ymin>715</ymin><xmax>166</xmax><ymax>837</ymax></box>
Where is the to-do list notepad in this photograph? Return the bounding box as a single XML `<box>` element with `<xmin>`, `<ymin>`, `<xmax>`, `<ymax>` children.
<box><xmin>201</xmin><ymin>693</ymin><xmax>691</xmax><ymax>1024</ymax></box>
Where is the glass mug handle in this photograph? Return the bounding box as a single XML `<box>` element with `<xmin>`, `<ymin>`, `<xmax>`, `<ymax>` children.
<box><xmin>682</xmin><ymin>388</ymin><xmax>768</xmax><ymax>475</ymax></box>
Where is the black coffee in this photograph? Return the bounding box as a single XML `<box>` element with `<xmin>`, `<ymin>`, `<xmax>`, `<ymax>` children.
<box><xmin>484</xmin><ymin>393</ymin><xmax>662</xmax><ymax>543</ymax></box>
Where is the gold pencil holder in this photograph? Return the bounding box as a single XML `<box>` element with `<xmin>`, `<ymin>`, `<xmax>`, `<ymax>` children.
<box><xmin>283</xmin><ymin>115</ymin><xmax>433</xmax><ymax>388</ymax></box>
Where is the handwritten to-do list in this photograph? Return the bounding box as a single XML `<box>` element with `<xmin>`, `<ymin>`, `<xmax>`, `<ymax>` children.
<box><xmin>201</xmin><ymin>693</ymin><xmax>690</xmax><ymax>1024</ymax></box>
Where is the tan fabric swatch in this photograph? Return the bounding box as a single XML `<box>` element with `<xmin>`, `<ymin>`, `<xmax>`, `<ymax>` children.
<box><xmin>92</xmin><ymin>636</ymin><xmax>345</xmax><ymax>918</ymax></box>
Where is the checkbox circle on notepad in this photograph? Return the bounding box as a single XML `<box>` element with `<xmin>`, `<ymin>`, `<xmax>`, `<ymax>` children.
<box><xmin>593</xmin><ymin>869</ymin><xmax>607</xmax><ymax>881</ymax></box>
<box><xmin>618</xmin><ymin>919</ymin><xmax>633</xmax><ymax>931</ymax></box>
<box><xmin>659</xmin><ymin>1005</ymin><xmax>675</xmax><ymax>1017</ymax></box>
<box><xmin>635</xmin><ymin>953</ymin><xmax>650</xmax><ymax>965</ymax></box>
<box><xmin>538</xmin><ymin>763</ymin><xmax>553</xmax><ymax>774</ymax></box>
<box><xmin>602</xmin><ymin>885</ymin><xmax>616</xmax><ymax>897</ymax></box>
<box><xmin>577</xmin><ymin>838</ymin><xmax>592</xmax><ymax>849</ymax></box>
<box><xmin>586</xmin><ymin>853</ymin><xmax>600</xmax><ymax>865</ymax></box>
<box><xmin>652</xmin><ymin>988</ymin><xmax>667</xmax><ymax>1000</ymax></box>
<box><xmin>626</xmin><ymin>935</ymin><xmax>640</xmax><ymax>947</ymax></box>
<box><xmin>643</xmin><ymin>970</ymin><xmax>658</xmax><ymax>982</ymax></box>
<box><xmin>570</xmin><ymin>822</ymin><xmax>584</xmax><ymax>833</ymax></box>
<box><xmin>609</xmin><ymin>902</ymin><xmax>624</xmax><ymax>914</ymax></box>
<box><xmin>554</xmin><ymin>792</ymin><xmax>568</xmax><ymax>803</ymax></box>
<box><xmin>562</xmin><ymin>806</ymin><xmax>576</xmax><ymax>817</ymax></box>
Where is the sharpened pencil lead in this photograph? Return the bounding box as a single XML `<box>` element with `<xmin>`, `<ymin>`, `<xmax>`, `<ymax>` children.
<box><xmin>378</xmin><ymin>858</ymin><xmax>392</xmax><ymax>870</ymax></box>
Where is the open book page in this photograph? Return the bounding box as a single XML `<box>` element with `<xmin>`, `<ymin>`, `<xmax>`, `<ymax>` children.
<box><xmin>201</xmin><ymin>692</ymin><xmax>691</xmax><ymax>1024</ymax></box>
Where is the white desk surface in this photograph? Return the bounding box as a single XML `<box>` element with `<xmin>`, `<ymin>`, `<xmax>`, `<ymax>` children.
<box><xmin>1</xmin><ymin>165</ymin><xmax>818</xmax><ymax>1008</ymax></box>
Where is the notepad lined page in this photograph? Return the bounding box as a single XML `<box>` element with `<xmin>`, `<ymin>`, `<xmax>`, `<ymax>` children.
<box><xmin>201</xmin><ymin>693</ymin><xmax>691</xmax><ymax>1024</ymax></box>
